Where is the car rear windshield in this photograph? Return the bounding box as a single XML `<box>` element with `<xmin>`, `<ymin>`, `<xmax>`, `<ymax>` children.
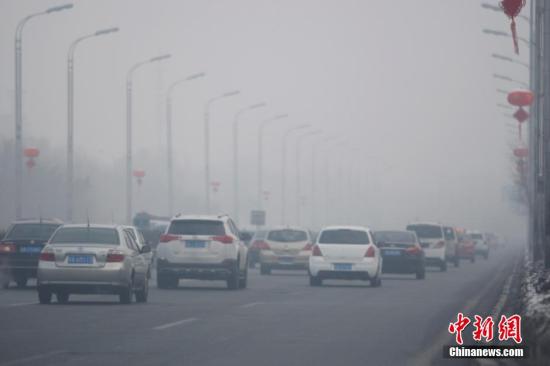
<box><xmin>318</xmin><ymin>229</ymin><xmax>370</xmax><ymax>244</ymax></box>
<box><xmin>470</xmin><ymin>233</ymin><xmax>483</xmax><ymax>240</ymax></box>
<box><xmin>406</xmin><ymin>225</ymin><xmax>442</xmax><ymax>239</ymax></box>
<box><xmin>267</xmin><ymin>229</ymin><xmax>307</xmax><ymax>242</ymax></box>
<box><xmin>5</xmin><ymin>224</ymin><xmax>60</xmax><ymax>241</ymax></box>
<box><xmin>168</xmin><ymin>220</ymin><xmax>225</xmax><ymax>236</ymax></box>
<box><xmin>50</xmin><ymin>228</ymin><xmax>120</xmax><ymax>245</ymax></box>
<box><xmin>374</xmin><ymin>231</ymin><xmax>416</xmax><ymax>244</ymax></box>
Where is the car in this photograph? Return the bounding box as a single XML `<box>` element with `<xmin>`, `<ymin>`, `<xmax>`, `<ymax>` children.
<box><xmin>468</xmin><ymin>230</ymin><xmax>489</xmax><ymax>260</ymax></box>
<box><xmin>258</xmin><ymin>227</ymin><xmax>313</xmax><ymax>275</ymax></box>
<box><xmin>308</xmin><ymin>226</ymin><xmax>382</xmax><ymax>287</ymax></box>
<box><xmin>373</xmin><ymin>230</ymin><xmax>425</xmax><ymax>279</ymax></box>
<box><xmin>406</xmin><ymin>222</ymin><xmax>456</xmax><ymax>271</ymax></box>
<box><xmin>0</xmin><ymin>219</ymin><xmax>63</xmax><ymax>288</ymax></box>
<box><xmin>124</xmin><ymin>225</ymin><xmax>154</xmax><ymax>276</ymax></box>
<box><xmin>247</xmin><ymin>230</ymin><xmax>267</xmax><ymax>268</ymax></box>
<box><xmin>155</xmin><ymin>214</ymin><xmax>248</xmax><ymax>290</ymax></box>
<box><xmin>443</xmin><ymin>226</ymin><xmax>460</xmax><ymax>267</ymax></box>
<box><xmin>456</xmin><ymin>230</ymin><xmax>475</xmax><ymax>263</ymax></box>
<box><xmin>37</xmin><ymin>224</ymin><xmax>152</xmax><ymax>304</ymax></box>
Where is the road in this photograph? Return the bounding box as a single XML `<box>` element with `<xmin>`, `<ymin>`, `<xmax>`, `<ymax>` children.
<box><xmin>0</xmin><ymin>245</ymin><xmax>520</xmax><ymax>366</ymax></box>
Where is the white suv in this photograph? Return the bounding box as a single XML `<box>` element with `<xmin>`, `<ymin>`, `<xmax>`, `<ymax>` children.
<box><xmin>406</xmin><ymin>222</ymin><xmax>458</xmax><ymax>271</ymax></box>
<box><xmin>155</xmin><ymin>215</ymin><xmax>248</xmax><ymax>290</ymax></box>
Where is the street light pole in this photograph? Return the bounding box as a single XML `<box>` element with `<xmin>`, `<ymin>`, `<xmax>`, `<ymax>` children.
<box><xmin>14</xmin><ymin>3</ymin><xmax>73</xmax><ymax>219</ymax></box>
<box><xmin>257</xmin><ymin>114</ymin><xmax>288</xmax><ymax>210</ymax></box>
<box><xmin>280</xmin><ymin>124</ymin><xmax>309</xmax><ymax>225</ymax></box>
<box><xmin>66</xmin><ymin>27</ymin><xmax>118</xmax><ymax>223</ymax></box>
<box><xmin>493</xmin><ymin>73</ymin><xmax>530</xmax><ymax>88</ymax></box>
<box><xmin>126</xmin><ymin>54</ymin><xmax>171</xmax><ymax>224</ymax></box>
<box><xmin>295</xmin><ymin>130</ymin><xmax>321</xmax><ymax>226</ymax></box>
<box><xmin>165</xmin><ymin>72</ymin><xmax>205</xmax><ymax>216</ymax></box>
<box><xmin>491</xmin><ymin>53</ymin><xmax>530</xmax><ymax>69</ymax></box>
<box><xmin>232</xmin><ymin>102</ymin><xmax>267</xmax><ymax>223</ymax></box>
<box><xmin>204</xmin><ymin>90</ymin><xmax>240</xmax><ymax>213</ymax></box>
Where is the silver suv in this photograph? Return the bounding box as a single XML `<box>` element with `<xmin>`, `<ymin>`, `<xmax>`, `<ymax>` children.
<box><xmin>155</xmin><ymin>215</ymin><xmax>248</xmax><ymax>290</ymax></box>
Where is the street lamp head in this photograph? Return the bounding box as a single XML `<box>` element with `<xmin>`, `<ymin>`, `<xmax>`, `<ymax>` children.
<box><xmin>95</xmin><ymin>27</ymin><xmax>119</xmax><ymax>36</ymax></box>
<box><xmin>150</xmin><ymin>54</ymin><xmax>171</xmax><ymax>62</ymax></box>
<box><xmin>492</xmin><ymin>53</ymin><xmax>514</xmax><ymax>62</ymax></box>
<box><xmin>46</xmin><ymin>3</ymin><xmax>73</xmax><ymax>13</ymax></box>
<box><xmin>493</xmin><ymin>73</ymin><xmax>513</xmax><ymax>81</ymax></box>
<box><xmin>223</xmin><ymin>90</ymin><xmax>240</xmax><ymax>97</ymax></box>
<box><xmin>186</xmin><ymin>72</ymin><xmax>206</xmax><ymax>81</ymax></box>
<box><xmin>249</xmin><ymin>102</ymin><xmax>267</xmax><ymax>110</ymax></box>
<box><xmin>481</xmin><ymin>3</ymin><xmax>501</xmax><ymax>11</ymax></box>
<box><xmin>483</xmin><ymin>29</ymin><xmax>509</xmax><ymax>37</ymax></box>
<box><xmin>497</xmin><ymin>88</ymin><xmax>509</xmax><ymax>94</ymax></box>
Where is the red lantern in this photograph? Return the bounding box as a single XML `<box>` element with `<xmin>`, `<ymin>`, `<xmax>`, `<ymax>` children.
<box><xmin>26</xmin><ymin>159</ymin><xmax>36</xmax><ymax>169</ymax></box>
<box><xmin>500</xmin><ymin>0</ymin><xmax>526</xmax><ymax>54</ymax></box>
<box><xmin>23</xmin><ymin>147</ymin><xmax>40</xmax><ymax>158</ymax></box>
<box><xmin>133</xmin><ymin>170</ymin><xmax>145</xmax><ymax>185</ymax></box>
<box><xmin>513</xmin><ymin>147</ymin><xmax>528</xmax><ymax>159</ymax></box>
<box><xmin>513</xmin><ymin>107</ymin><xmax>529</xmax><ymax>123</ymax></box>
<box><xmin>507</xmin><ymin>90</ymin><xmax>534</xmax><ymax>107</ymax></box>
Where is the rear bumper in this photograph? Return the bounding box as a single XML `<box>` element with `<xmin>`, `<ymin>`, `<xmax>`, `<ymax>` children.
<box><xmin>309</xmin><ymin>257</ymin><xmax>379</xmax><ymax>278</ymax></box>
<box><xmin>157</xmin><ymin>258</ymin><xmax>236</xmax><ymax>280</ymax></box>
<box><xmin>0</xmin><ymin>254</ymin><xmax>40</xmax><ymax>277</ymax></box>
<box><xmin>260</xmin><ymin>253</ymin><xmax>309</xmax><ymax>270</ymax></box>
<box><xmin>37</xmin><ymin>283</ymin><xmax>128</xmax><ymax>295</ymax></box>
<box><xmin>381</xmin><ymin>256</ymin><xmax>423</xmax><ymax>274</ymax></box>
<box><xmin>315</xmin><ymin>270</ymin><xmax>372</xmax><ymax>281</ymax></box>
<box><xmin>37</xmin><ymin>262</ymin><xmax>130</xmax><ymax>285</ymax></box>
<box><xmin>425</xmin><ymin>257</ymin><xmax>445</xmax><ymax>267</ymax></box>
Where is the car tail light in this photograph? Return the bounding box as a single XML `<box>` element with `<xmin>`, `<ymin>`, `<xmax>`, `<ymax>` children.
<box><xmin>160</xmin><ymin>234</ymin><xmax>180</xmax><ymax>243</ymax></box>
<box><xmin>212</xmin><ymin>235</ymin><xmax>234</xmax><ymax>244</ymax></box>
<box><xmin>39</xmin><ymin>251</ymin><xmax>55</xmax><ymax>261</ymax></box>
<box><xmin>252</xmin><ymin>240</ymin><xmax>270</xmax><ymax>250</ymax></box>
<box><xmin>406</xmin><ymin>245</ymin><xmax>422</xmax><ymax>255</ymax></box>
<box><xmin>106</xmin><ymin>250</ymin><xmax>125</xmax><ymax>262</ymax></box>
<box><xmin>312</xmin><ymin>245</ymin><xmax>323</xmax><ymax>257</ymax></box>
<box><xmin>365</xmin><ymin>245</ymin><xmax>376</xmax><ymax>258</ymax></box>
<box><xmin>0</xmin><ymin>242</ymin><xmax>16</xmax><ymax>253</ymax></box>
<box><xmin>434</xmin><ymin>241</ymin><xmax>445</xmax><ymax>248</ymax></box>
<box><xmin>302</xmin><ymin>242</ymin><xmax>313</xmax><ymax>251</ymax></box>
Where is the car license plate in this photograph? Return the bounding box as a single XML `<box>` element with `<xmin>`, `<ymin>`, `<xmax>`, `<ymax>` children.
<box><xmin>186</xmin><ymin>240</ymin><xmax>206</xmax><ymax>249</ymax></box>
<box><xmin>68</xmin><ymin>255</ymin><xmax>93</xmax><ymax>264</ymax></box>
<box><xmin>334</xmin><ymin>263</ymin><xmax>352</xmax><ymax>271</ymax></box>
<box><xmin>383</xmin><ymin>249</ymin><xmax>401</xmax><ymax>256</ymax></box>
<box><xmin>20</xmin><ymin>246</ymin><xmax>42</xmax><ymax>254</ymax></box>
<box><xmin>279</xmin><ymin>256</ymin><xmax>293</xmax><ymax>263</ymax></box>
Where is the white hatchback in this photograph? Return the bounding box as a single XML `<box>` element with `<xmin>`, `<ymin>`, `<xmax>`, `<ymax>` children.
<box><xmin>308</xmin><ymin>226</ymin><xmax>382</xmax><ymax>287</ymax></box>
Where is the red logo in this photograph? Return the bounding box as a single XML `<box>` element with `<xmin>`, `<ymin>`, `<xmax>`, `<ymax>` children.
<box><xmin>448</xmin><ymin>313</ymin><xmax>522</xmax><ymax>344</ymax></box>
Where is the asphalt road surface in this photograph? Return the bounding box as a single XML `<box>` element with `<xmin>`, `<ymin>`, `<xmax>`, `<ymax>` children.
<box><xmin>0</xmin><ymin>245</ymin><xmax>520</xmax><ymax>366</ymax></box>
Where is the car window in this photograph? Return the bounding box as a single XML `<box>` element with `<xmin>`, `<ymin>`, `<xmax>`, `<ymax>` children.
<box><xmin>5</xmin><ymin>223</ymin><xmax>60</xmax><ymax>241</ymax></box>
<box><xmin>318</xmin><ymin>229</ymin><xmax>370</xmax><ymax>245</ymax></box>
<box><xmin>374</xmin><ymin>231</ymin><xmax>416</xmax><ymax>244</ymax></box>
<box><xmin>124</xmin><ymin>230</ymin><xmax>139</xmax><ymax>252</ymax></box>
<box><xmin>444</xmin><ymin>227</ymin><xmax>455</xmax><ymax>240</ymax></box>
<box><xmin>267</xmin><ymin>229</ymin><xmax>308</xmax><ymax>242</ymax></box>
<box><xmin>470</xmin><ymin>233</ymin><xmax>483</xmax><ymax>240</ymax></box>
<box><xmin>406</xmin><ymin>225</ymin><xmax>443</xmax><ymax>239</ymax></box>
<box><xmin>50</xmin><ymin>228</ymin><xmax>120</xmax><ymax>245</ymax></box>
<box><xmin>228</xmin><ymin>220</ymin><xmax>240</xmax><ymax>236</ymax></box>
<box><xmin>167</xmin><ymin>220</ymin><xmax>226</xmax><ymax>236</ymax></box>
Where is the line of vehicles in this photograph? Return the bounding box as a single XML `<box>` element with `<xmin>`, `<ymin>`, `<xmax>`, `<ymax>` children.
<box><xmin>0</xmin><ymin>214</ymin><xmax>499</xmax><ymax>304</ymax></box>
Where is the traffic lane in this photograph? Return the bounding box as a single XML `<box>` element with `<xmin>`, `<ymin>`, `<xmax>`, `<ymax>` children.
<box><xmin>0</xmin><ymin>247</ymin><xmax>518</xmax><ymax>366</ymax></box>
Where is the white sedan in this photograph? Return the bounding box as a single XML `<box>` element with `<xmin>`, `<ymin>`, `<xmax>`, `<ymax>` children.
<box><xmin>308</xmin><ymin>226</ymin><xmax>382</xmax><ymax>287</ymax></box>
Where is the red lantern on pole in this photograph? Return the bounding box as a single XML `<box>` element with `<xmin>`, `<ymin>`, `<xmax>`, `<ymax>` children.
<box><xmin>507</xmin><ymin>90</ymin><xmax>534</xmax><ymax>107</ymax></box>
<box><xmin>23</xmin><ymin>147</ymin><xmax>39</xmax><ymax>170</ymax></box>
<box><xmin>513</xmin><ymin>147</ymin><xmax>528</xmax><ymax>159</ymax></box>
<box><xmin>500</xmin><ymin>0</ymin><xmax>526</xmax><ymax>54</ymax></box>
<box><xmin>133</xmin><ymin>169</ymin><xmax>145</xmax><ymax>185</ymax></box>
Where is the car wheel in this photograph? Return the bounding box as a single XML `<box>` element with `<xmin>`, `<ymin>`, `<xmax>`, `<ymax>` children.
<box><xmin>370</xmin><ymin>276</ymin><xmax>382</xmax><ymax>287</ymax></box>
<box><xmin>38</xmin><ymin>288</ymin><xmax>52</xmax><ymax>304</ymax></box>
<box><xmin>227</xmin><ymin>260</ymin><xmax>240</xmax><ymax>290</ymax></box>
<box><xmin>454</xmin><ymin>256</ymin><xmax>460</xmax><ymax>268</ymax></box>
<box><xmin>416</xmin><ymin>267</ymin><xmax>426</xmax><ymax>280</ymax></box>
<box><xmin>260</xmin><ymin>264</ymin><xmax>271</xmax><ymax>275</ymax></box>
<box><xmin>239</xmin><ymin>266</ymin><xmax>248</xmax><ymax>289</ymax></box>
<box><xmin>440</xmin><ymin>261</ymin><xmax>447</xmax><ymax>272</ymax></box>
<box><xmin>135</xmin><ymin>277</ymin><xmax>149</xmax><ymax>303</ymax></box>
<box><xmin>15</xmin><ymin>275</ymin><xmax>27</xmax><ymax>289</ymax></box>
<box><xmin>119</xmin><ymin>284</ymin><xmax>133</xmax><ymax>304</ymax></box>
<box><xmin>309</xmin><ymin>275</ymin><xmax>322</xmax><ymax>287</ymax></box>
<box><xmin>56</xmin><ymin>292</ymin><xmax>69</xmax><ymax>304</ymax></box>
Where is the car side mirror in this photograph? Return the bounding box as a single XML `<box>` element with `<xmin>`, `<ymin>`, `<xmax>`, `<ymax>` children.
<box><xmin>140</xmin><ymin>245</ymin><xmax>152</xmax><ymax>254</ymax></box>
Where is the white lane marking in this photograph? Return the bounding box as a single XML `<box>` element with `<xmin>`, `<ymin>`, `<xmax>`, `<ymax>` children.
<box><xmin>153</xmin><ymin>317</ymin><xmax>198</xmax><ymax>331</ymax></box>
<box><xmin>490</xmin><ymin>258</ymin><xmax>520</xmax><ymax>319</ymax></box>
<box><xmin>0</xmin><ymin>350</ymin><xmax>65</xmax><ymax>366</ymax></box>
<box><xmin>5</xmin><ymin>302</ymin><xmax>36</xmax><ymax>307</ymax></box>
<box><xmin>239</xmin><ymin>302</ymin><xmax>264</xmax><ymax>308</ymax></box>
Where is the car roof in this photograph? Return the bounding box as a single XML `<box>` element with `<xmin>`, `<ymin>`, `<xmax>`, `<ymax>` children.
<box><xmin>320</xmin><ymin>225</ymin><xmax>371</xmax><ymax>232</ymax></box>
<box><xmin>407</xmin><ymin>221</ymin><xmax>444</xmax><ymax>227</ymax></box>
<box><xmin>374</xmin><ymin>230</ymin><xmax>415</xmax><ymax>234</ymax></box>
<box><xmin>170</xmin><ymin>214</ymin><xmax>228</xmax><ymax>222</ymax></box>
<box><xmin>11</xmin><ymin>218</ymin><xmax>63</xmax><ymax>225</ymax></box>
<box><xmin>59</xmin><ymin>224</ymin><xmax>121</xmax><ymax>230</ymax></box>
<box><xmin>266</xmin><ymin>226</ymin><xmax>309</xmax><ymax>232</ymax></box>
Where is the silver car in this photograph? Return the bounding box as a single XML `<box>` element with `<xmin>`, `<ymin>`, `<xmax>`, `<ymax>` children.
<box><xmin>37</xmin><ymin>224</ymin><xmax>151</xmax><ymax>304</ymax></box>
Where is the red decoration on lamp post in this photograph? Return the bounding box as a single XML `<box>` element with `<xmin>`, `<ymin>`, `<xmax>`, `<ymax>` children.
<box><xmin>500</xmin><ymin>0</ymin><xmax>527</xmax><ymax>54</ymax></box>
<box><xmin>23</xmin><ymin>147</ymin><xmax>39</xmax><ymax>170</ymax></box>
<box><xmin>133</xmin><ymin>169</ymin><xmax>145</xmax><ymax>186</ymax></box>
<box><xmin>211</xmin><ymin>181</ymin><xmax>221</xmax><ymax>193</ymax></box>
<box><xmin>507</xmin><ymin>90</ymin><xmax>533</xmax><ymax>141</ymax></box>
<box><xmin>513</xmin><ymin>147</ymin><xmax>528</xmax><ymax>159</ymax></box>
<box><xmin>263</xmin><ymin>190</ymin><xmax>270</xmax><ymax>201</ymax></box>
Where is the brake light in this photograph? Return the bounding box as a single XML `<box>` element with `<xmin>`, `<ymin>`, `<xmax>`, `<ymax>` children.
<box><xmin>160</xmin><ymin>234</ymin><xmax>180</xmax><ymax>243</ymax></box>
<box><xmin>435</xmin><ymin>241</ymin><xmax>445</xmax><ymax>248</ymax></box>
<box><xmin>0</xmin><ymin>243</ymin><xmax>16</xmax><ymax>253</ymax></box>
<box><xmin>212</xmin><ymin>235</ymin><xmax>234</xmax><ymax>244</ymax></box>
<box><xmin>312</xmin><ymin>245</ymin><xmax>323</xmax><ymax>257</ymax></box>
<box><xmin>303</xmin><ymin>242</ymin><xmax>313</xmax><ymax>251</ymax></box>
<box><xmin>39</xmin><ymin>251</ymin><xmax>55</xmax><ymax>261</ymax></box>
<box><xmin>106</xmin><ymin>250</ymin><xmax>125</xmax><ymax>262</ymax></box>
<box><xmin>252</xmin><ymin>240</ymin><xmax>270</xmax><ymax>250</ymax></box>
<box><xmin>365</xmin><ymin>245</ymin><xmax>376</xmax><ymax>258</ymax></box>
<box><xmin>406</xmin><ymin>245</ymin><xmax>422</xmax><ymax>255</ymax></box>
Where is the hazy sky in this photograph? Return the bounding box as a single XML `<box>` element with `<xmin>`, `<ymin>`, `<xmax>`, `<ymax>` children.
<box><xmin>0</xmin><ymin>0</ymin><xmax>531</xmax><ymax>238</ymax></box>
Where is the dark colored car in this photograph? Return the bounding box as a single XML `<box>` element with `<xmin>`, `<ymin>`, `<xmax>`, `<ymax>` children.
<box><xmin>373</xmin><ymin>230</ymin><xmax>425</xmax><ymax>279</ymax></box>
<box><xmin>247</xmin><ymin>230</ymin><xmax>267</xmax><ymax>268</ymax></box>
<box><xmin>0</xmin><ymin>219</ymin><xmax>63</xmax><ymax>288</ymax></box>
